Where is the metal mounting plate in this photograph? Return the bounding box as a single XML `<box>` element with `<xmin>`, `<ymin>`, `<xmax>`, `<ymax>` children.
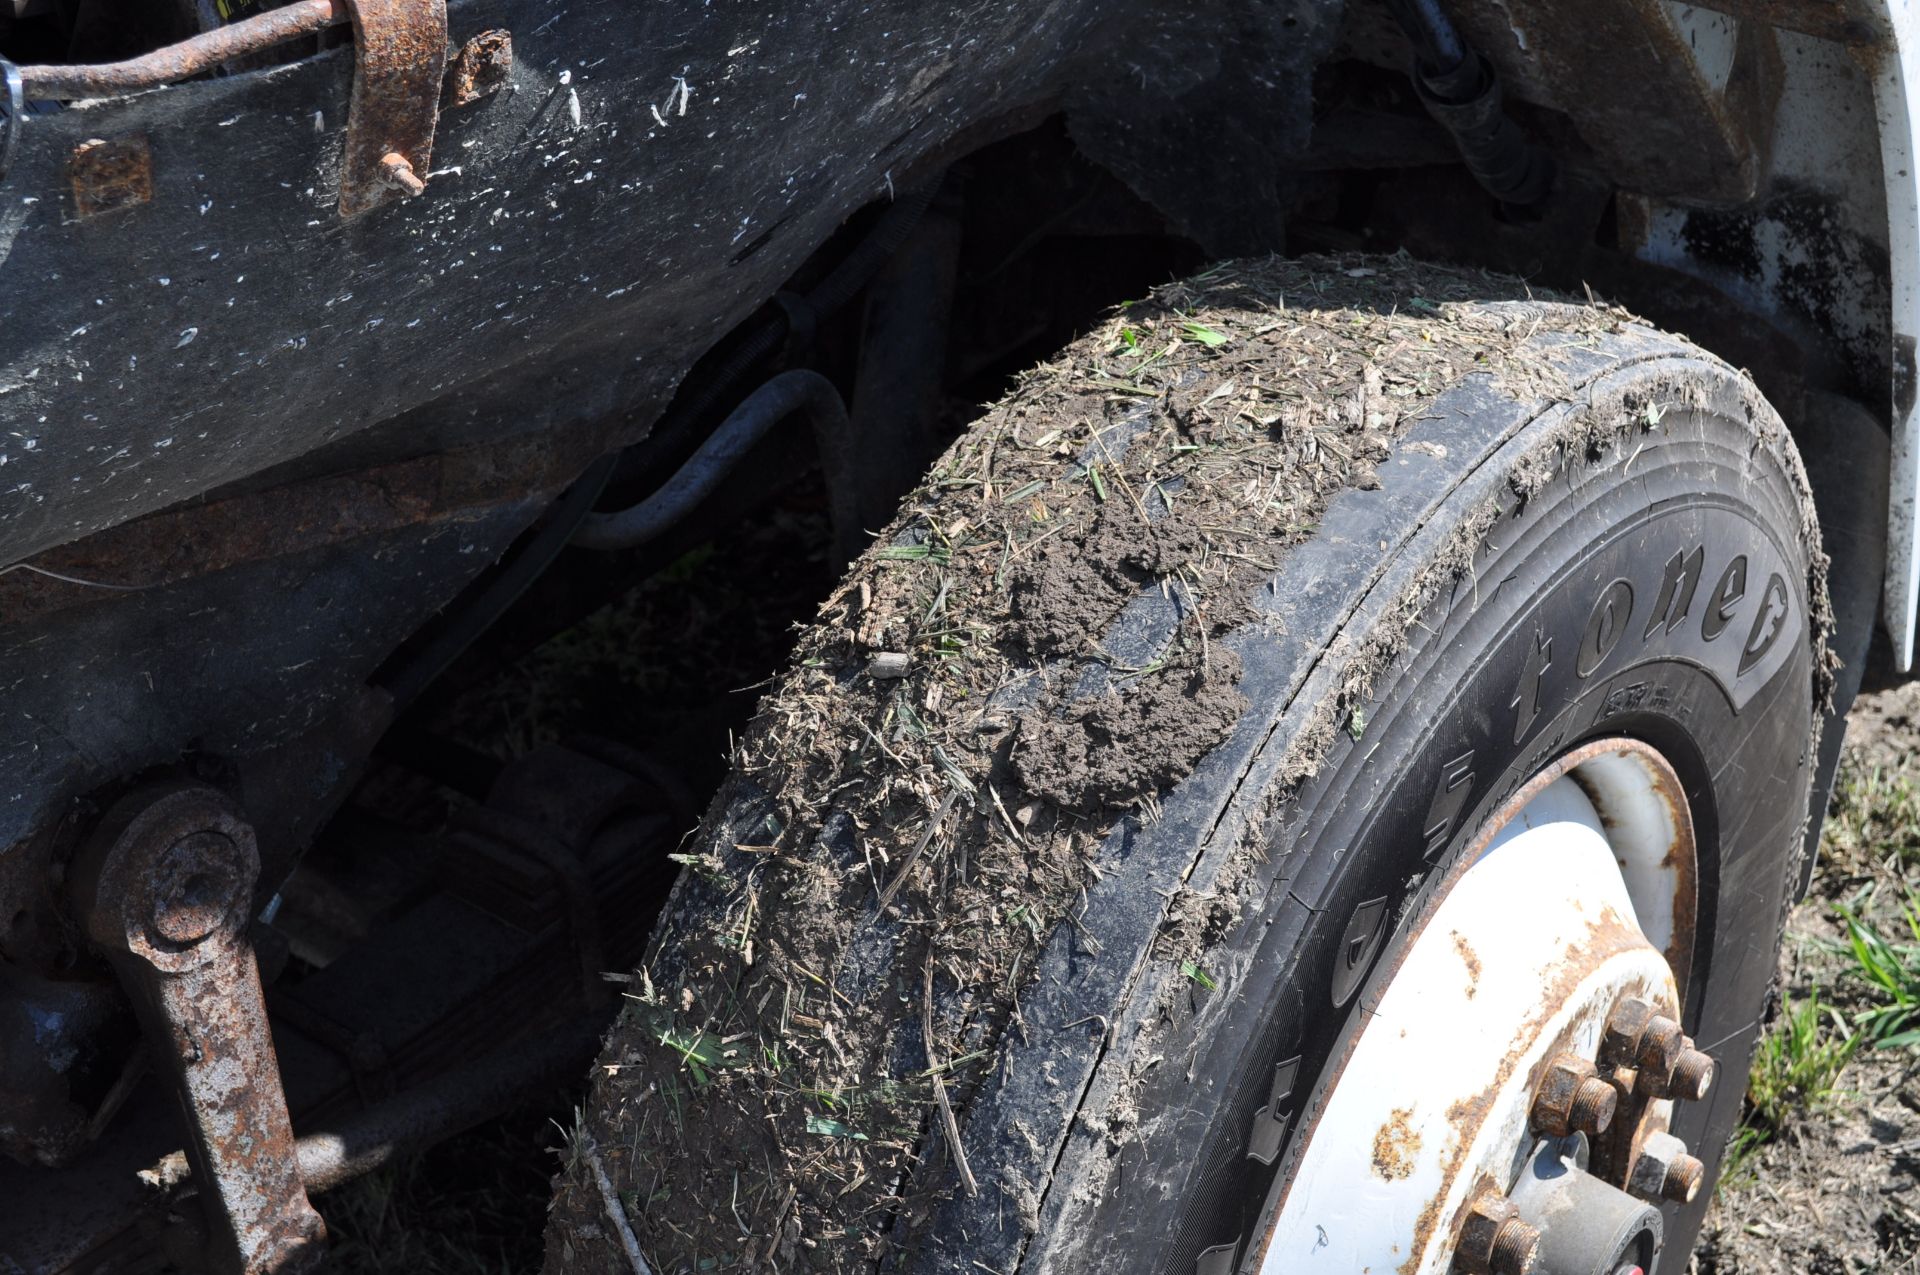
<box><xmin>339</xmin><ymin>0</ymin><xmax>447</xmax><ymax>217</ymax></box>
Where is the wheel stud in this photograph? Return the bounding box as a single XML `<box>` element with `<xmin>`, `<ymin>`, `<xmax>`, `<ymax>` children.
<box><xmin>1603</xmin><ymin>995</ymin><xmax>1715</xmax><ymax>1099</ymax></box>
<box><xmin>1665</xmin><ymin>1046</ymin><xmax>1715</xmax><ymax>1101</ymax></box>
<box><xmin>1456</xmin><ymin>1193</ymin><xmax>1540</xmax><ymax>1275</ymax></box>
<box><xmin>1529</xmin><ymin>1054</ymin><xmax>1617</xmax><ymax>1137</ymax></box>
<box><xmin>1628</xmin><ymin>1131</ymin><xmax>1706</xmax><ymax>1204</ymax></box>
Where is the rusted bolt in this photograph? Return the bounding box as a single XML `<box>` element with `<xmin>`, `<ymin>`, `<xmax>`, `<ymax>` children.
<box><xmin>1602</xmin><ymin>995</ymin><xmax>1687</xmax><ymax>1090</ymax></box>
<box><xmin>1663</xmin><ymin>1046</ymin><xmax>1715</xmax><ymax>1101</ymax></box>
<box><xmin>1628</xmin><ymin>1131</ymin><xmax>1706</xmax><ymax>1204</ymax></box>
<box><xmin>1455</xmin><ymin>1193</ymin><xmax>1540</xmax><ymax>1275</ymax></box>
<box><xmin>377</xmin><ymin>151</ymin><xmax>426</xmax><ymax>197</ymax></box>
<box><xmin>1606</xmin><ymin>996</ymin><xmax>1716</xmax><ymax>1098</ymax></box>
<box><xmin>1529</xmin><ymin>1054</ymin><xmax>1618</xmax><ymax>1138</ymax></box>
<box><xmin>149</xmin><ymin>830</ymin><xmax>247</xmax><ymax>946</ymax></box>
<box><xmin>447</xmin><ymin>28</ymin><xmax>513</xmax><ymax>106</ymax></box>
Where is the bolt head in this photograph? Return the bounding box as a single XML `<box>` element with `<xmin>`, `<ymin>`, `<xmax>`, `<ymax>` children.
<box><xmin>377</xmin><ymin>151</ymin><xmax>426</xmax><ymax>197</ymax></box>
<box><xmin>1605</xmin><ymin>994</ymin><xmax>1699</xmax><ymax>1096</ymax></box>
<box><xmin>1629</xmin><ymin>1131</ymin><xmax>1702</xmax><ymax>1204</ymax></box>
<box><xmin>1633</xmin><ymin>1017</ymin><xmax>1684</xmax><ymax>1078</ymax></box>
<box><xmin>1488</xmin><ymin>1218</ymin><xmax>1540</xmax><ymax>1275</ymax></box>
<box><xmin>1657</xmin><ymin>1045</ymin><xmax>1716</xmax><ymax>1101</ymax></box>
<box><xmin>1601</xmin><ymin>995</ymin><xmax>1657</xmax><ymax>1064</ymax></box>
<box><xmin>149</xmin><ymin>831</ymin><xmax>244</xmax><ymax>945</ymax></box>
<box><xmin>1662</xmin><ymin>1152</ymin><xmax>1706</xmax><ymax>1203</ymax></box>
<box><xmin>71</xmin><ymin>784</ymin><xmax>258</xmax><ymax>969</ymax></box>
<box><xmin>1456</xmin><ymin>1194</ymin><xmax>1538</xmax><ymax>1275</ymax></box>
<box><xmin>1530</xmin><ymin>1054</ymin><xmax>1615</xmax><ymax>1138</ymax></box>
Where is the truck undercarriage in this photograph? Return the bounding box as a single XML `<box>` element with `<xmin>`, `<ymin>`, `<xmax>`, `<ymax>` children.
<box><xmin>0</xmin><ymin>0</ymin><xmax>1909</xmax><ymax>1271</ymax></box>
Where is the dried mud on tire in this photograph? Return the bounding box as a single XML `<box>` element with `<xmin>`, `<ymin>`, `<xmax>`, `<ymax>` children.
<box><xmin>542</xmin><ymin>257</ymin><xmax>1669</xmax><ymax>1274</ymax></box>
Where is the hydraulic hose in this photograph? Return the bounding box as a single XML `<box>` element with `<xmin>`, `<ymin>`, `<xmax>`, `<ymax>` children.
<box><xmin>1380</xmin><ymin>0</ymin><xmax>1466</xmax><ymax>75</ymax></box>
<box><xmin>1382</xmin><ymin>0</ymin><xmax>1553</xmax><ymax>209</ymax></box>
<box><xmin>573</xmin><ymin>370</ymin><xmax>849</xmax><ymax>551</ymax></box>
<box><xmin>372</xmin><ymin>188</ymin><xmax>933</xmax><ymax>702</ymax></box>
<box><xmin>627</xmin><ymin>182</ymin><xmax>940</xmax><ymax>475</ymax></box>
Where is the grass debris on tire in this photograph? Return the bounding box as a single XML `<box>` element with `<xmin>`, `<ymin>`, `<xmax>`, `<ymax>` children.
<box><xmin>544</xmin><ymin>255</ymin><xmax>1831</xmax><ymax>1275</ymax></box>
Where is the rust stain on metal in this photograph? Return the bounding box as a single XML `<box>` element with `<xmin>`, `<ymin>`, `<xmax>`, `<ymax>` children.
<box><xmin>1371</xmin><ymin>1107</ymin><xmax>1421</xmax><ymax>1181</ymax></box>
<box><xmin>1264</xmin><ymin>735</ymin><xmax>1699</xmax><ymax>1271</ymax></box>
<box><xmin>69</xmin><ymin>136</ymin><xmax>153</xmax><ymax>218</ymax></box>
<box><xmin>73</xmin><ymin>786</ymin><xmax>326</xmax><ymax>1274</ymax></box>
<box><xmin>339</xmin><ymin>0</ymin><xmax>449</xmax><ymax>217</ymax></box>
<box><xmin>0</xmin><ymin>430</ymin><xmax>601</xmax><ymax>629</ymax></box>
<box><xmin>1451</xmin><ymin>930</ymin><xmax>1481</xmax><ymax>999</ymax></box>
<box><xmin>1650</xmin><ymin>760</ymin><xmax>1698</xmax><ymax>990</ymax></box>
<box><xmin>447</xmin><ymin>29</ymin><xmax>513</xmax><ymax>107</ymax></box>
<box><xmin>1406</xmin><ymin>906</ymin><xmax>1657</xmax><ymax>1268</ymax></box>
<box><xmin>19</xmin><ymin>0</ymin><xmax>347</xmax><ymax>100</ymax></box>
<box><xmin>1566</xmin><ymin>740</ymin><xmax>1698</xmax><ymax>997</ymax></box>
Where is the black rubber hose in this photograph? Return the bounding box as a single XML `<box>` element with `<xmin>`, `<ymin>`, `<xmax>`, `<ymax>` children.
<box><xmin>573</xmin><ymin>370</ymin><xmax>849</xmax><ymax>551</ymax></box>
<box><xmin>1379</xmin><ymin>0</ymin><xmax>1465</xmax><ymax>74</ymax></box>
<box><xmin>373</xmin><ymin>191</ymin><xmax>930</xmax><ymax>702</ymax></box>
<box><xmin>806</xmin><ymin>182</ymin><xmax>941</xmax><ymax>315</ymax></box>
<box><xmin>624</xmin><ymin>182</ymin><xmax>940</xmax><ymax>477</ymax></box>
<box><xmin>1381</xmin><ymin>0</ymin><xmax>1553</xmax><ymax>209</ymax></box>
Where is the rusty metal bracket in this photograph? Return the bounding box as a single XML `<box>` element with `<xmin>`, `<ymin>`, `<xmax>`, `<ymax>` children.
<box><xmin>14</xmin><ymin>0</ymin><xmax>450</xmax><ymax>218</ymax></box>
<box><xmin>338</xmin><ymin>0</ymin><xmax>448</xmax><ymax>218</ymax></box>
<box><xmin>17</xmin><ymin>0</ymin><xmax>350</xmax><ymax>101</ymax></box>
<box><xmin>72</xmin><ymin>785</ymin><xmax>326</xmax><ymax>1275</ymax></box>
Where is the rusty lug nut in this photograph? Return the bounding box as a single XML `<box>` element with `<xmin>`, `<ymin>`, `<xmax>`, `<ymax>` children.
<box><xmin>1674</xmin><ymin>1047</ymin><xmax>1716</xmax><ymax>1098</ymax></box>
<box><xmin>1455</xmin><ymin>1193</ymin><xmax>1541</xmax><ymax>1275</ymax></box>
<box><xmin>377</xmin><ymin>151</ymin><xmax>426</xmax><ymax>197</ymax></box>
<box><xmin>1529</xmin><ymin>1054</ymin><xmax>1619</xmax><ymax>1138</ymax></box>
<box><xmin>1602</xmin><ymin>994</ymin><xmax>1687</xmax><ymax>1091</ymax></box>
<box><xmin>1629</xmin><ymin>1131</ymin><xmax>1706</xmax><ymax>1204</ymax></box>
<box><xmin>1664</xmin><ymin>1046</ymin><xmax>1716</xmax><ymax>1101</ymax></box>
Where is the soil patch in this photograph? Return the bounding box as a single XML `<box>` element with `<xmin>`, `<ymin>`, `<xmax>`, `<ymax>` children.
<box><xmin>1699</xmin><ymin>678</ymin><xmax>1920</xmax><ymax>1274</ymax></box>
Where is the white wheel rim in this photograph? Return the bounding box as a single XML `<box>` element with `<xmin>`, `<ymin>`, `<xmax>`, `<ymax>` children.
<box><xmin>1249</xmin><ymin>739</ymin><xmax>1698</xmax><ymax>1274</ymax></box>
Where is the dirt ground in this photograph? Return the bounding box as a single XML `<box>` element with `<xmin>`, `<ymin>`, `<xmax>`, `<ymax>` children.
<box><xmin>1696</xmin><ymin>672</ymin><xmax>1920</xmax><ymax>1274</ymax></box>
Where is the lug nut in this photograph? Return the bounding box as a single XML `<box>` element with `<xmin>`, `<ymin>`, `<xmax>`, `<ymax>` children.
<box><xmin>1663</xmin><ymin>1153</ymin><xmax>1706</xmax><ymax>1203</ymax></box>
<box><xmin>1629</xmin><ymin>1131</ymin><xmax>1706</xmax><ymax>1204</ymax></box>
<box><xmin>1530</xmin><ymin>1054</ymin><xmax>1619</xmax><ymax>1138</ymax></box>
<box><xmin>377</xmin><ymin>151</ymin><xmax>426</xmax><ymax>197</ymax></box>
<box><xmin>1604</xmin><ymin>995</ymin><xmax>1714</xmax><ymax>1098</ymax></box>
<box><xmin>1456</xmin><ymin>1193</ymin><xmax>1540</xmax><ymax>1275</ymax></box>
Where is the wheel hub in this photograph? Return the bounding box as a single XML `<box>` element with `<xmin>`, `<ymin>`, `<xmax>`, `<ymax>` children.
<box><xmin>1253</xmin><ymin>740</ymin><xmax>1717</xmax><ymax>1274</ymax></box>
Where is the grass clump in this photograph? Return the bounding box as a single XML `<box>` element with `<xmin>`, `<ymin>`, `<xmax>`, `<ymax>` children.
<box><xmin>1747</xmin><ymin>994</ymin><xmax>1858</xmax><ymax>1130</ymax></box>
<box><xmin>1839</xmin><ymin>895</ymin><xmax>1920</xmax><ymax>1046</ymax></box>
<box><xmin>1822</xmin><ymin>762</ymin><xmax>1920</xmax><ymax>878</ymax></box>
<box><xmin>1724</xmin><ymin>994</ymin><xmax>1857</xmax><ymax>1185</ymax></box>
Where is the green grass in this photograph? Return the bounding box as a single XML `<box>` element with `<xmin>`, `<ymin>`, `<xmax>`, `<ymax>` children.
<box><xmin>1822</xmin><ymin>762</ymin><xmax>1920</xmax><ymax>876</ymax></box>
<box><xmin>1839</xmin><ymin>895</ymin><xmax>1920</xmax><ymax>1047</ymax></box>
<box><xmin>1723</xmin><ymin>993</ymin><xmax>1857</xmax><ymax>1186</ymax></box>
<box><xmin>1746</xmin><ymin>994</ymin><xmax>1858</xmax><ymax>1131</ymax></box>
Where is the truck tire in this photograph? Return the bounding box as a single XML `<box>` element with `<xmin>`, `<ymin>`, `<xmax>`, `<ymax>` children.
<box><xmin>544</xmin><ymin>257</ymin><xmax>1828</xmax><ymax>1275</ymax></box>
